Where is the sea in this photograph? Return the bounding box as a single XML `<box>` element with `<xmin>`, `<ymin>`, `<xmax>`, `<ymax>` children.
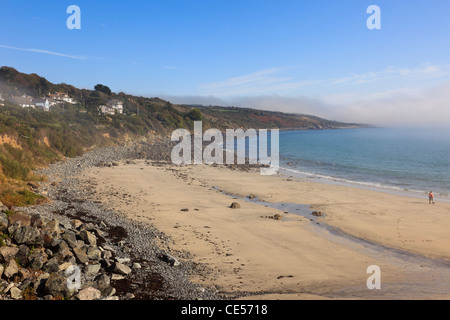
<box><xmin>276</xmin><ymin>127</ymin><xmax>450</xmax><ymax>202</ymax></box>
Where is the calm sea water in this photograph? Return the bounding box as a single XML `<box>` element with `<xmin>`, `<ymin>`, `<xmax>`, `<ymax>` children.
<box><xmin>277</xmin><ymin>128</ymin><xmax>450</xmax><ymax>201</ymax></box>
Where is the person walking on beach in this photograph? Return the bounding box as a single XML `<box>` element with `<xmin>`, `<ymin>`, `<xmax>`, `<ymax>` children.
<box><xmin>429</xmin><ymin>191</ymin><xmax>434</xmax><ymax>204</ymax></box>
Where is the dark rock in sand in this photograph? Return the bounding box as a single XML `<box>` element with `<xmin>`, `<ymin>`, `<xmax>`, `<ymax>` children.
<box><xmin>230</xmin><ymin>202</ymin><xmax>241</xmax><ymax>209</ymax></box>
<box><xmin>311</xmin><ymin>211</ymin><xmax>323</xmax><ymax>217</ymax></box>
<box><xmin>161</xmin><ymin>253</ymin><xmax>180</xmax><ymax>267</ymax></box>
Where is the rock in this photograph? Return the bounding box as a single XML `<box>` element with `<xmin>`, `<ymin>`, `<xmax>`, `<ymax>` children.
<box><xmin>124</xmin><ymin>293</ymin><xmax>135</xmax><ymax>300</ymax></box>
<box><xmin>0</xmin><ymin>246</ymin><xmax>19</xmax><ymax>263</ymax></box>
<box><xmin>18</xmin><ymin>277</ymin><xmax>32</xmax><ymax>290</ymax></box>
<box><xmin>58</xmin><ymin>262</ymin><xmax>73</xmax><ymax>272</ymax></box>
<box><xmin>87</xmin><ymin>247</ymin><xmax>102</xmax><ymax>261</ymax></box>
<box><xmin>180</xmin><ymin>208</ymin><xmax>189</xmax><ymax>212</ymax></box>
<box><xmin>15</xmin><ymin>245</ymin><xmax>29</xmax><ymax>266</ymax></box>
<box><xmin>0</xmin><ymin>264</ymin><xmax>3</xmax><ymax>278</ymax></box>
<box><xmin>111</xmin><ymin>274</ymin><xmax>125</xmax><ymax>280</ymax></box>
<box><xmin>4</xmin><ymin>282</ymin><xmax>14</xmax><ymax>294</ymax></box>
<box><xmin>7</xmin><ymin>222</ymin><xmax>21</xmax><ymax>236</ymax></box>
<box><xmin>115</xmin><ymin>257</ymin><xmax>130</xmax><ymax>264</ymax></box>
<box><xmin>54</xmin><ymin>242</ymin><xmax>73</xmax><ymax>263</ymax></box>
<box><xmin>273</xmin><ymin>214</ymin><xmax>283</xmax><ymax>220</ymax></box>
<box><xmin>84</xmin><ymin>263</ymin><xmax>101</xmax><ymax>276</ymax></box>
<box><xmin>8</xmin><ymin>214</ymin><xmax>31</xmax><ymax>227</ymax></box>
<box><xmin>71</xmin><ymin>219</ymin><xmax>83</xmax><ymax>229</ymax></box>
<box><xmin>0</xmin><ymin>212</ymin><xmax>8</xmax><ymax>232</ymax></box>
<box><xmin>62</xmin><ymin>231</ymin><xmax>78</xmax><ymax>248</ymax></box>
<box><xmin>30</xmin><ymin>214</ymin><xmax>44</xmax><ymax>228</ymax></box>
<box><xmin>132</xmin><ymin>263</ymin><xmax>142</xmax><ymax>269</ymax></box>
<box><xmin>95</xmin><ymin>274</ymin><xmax>111</xmax><ymax>288</ymax></box>
<box><xmin>79</xmin><ymin>230</ymin><xmax>97</xmax><ymax>246</ymax></box>
<box><xmin>43</xmin><ymin>258</ymin><xmax>60</xmax><ymax>273</ymax></box>
<box><xmin>43</xmin><ymin>219</ymin><xmax>61</xmax><ymax>234</ymax></box>
<box><xmin>112</xmin><ymin>262</ymin><xmax>132</xmax><ymax>275</ymax></box>
<box><xmin>102</xmin><ymin>250</ymin><xmax>113</xmax><ymax>260</ymax></box>
<box><xmin>102</xmin><ymin>244</ymin><xmax>116</xmax><ymax>253</ymax></box>
<box><xmin>29</xmin><ymin>256</ymin><xmax>45</xmax><ymax>271</ymax></box>
<box><xmin>41</xmin><ymin>230</ymin><xmax>58</xmax><ymax>248</ymax></box>
<box><xmin>77</xmin><ymin>287</ymin><xmax>101</xmax><ymax>300</ymax></box>
<box><xmin>45</xmin><ymin>272</ymin><xmax>70</xmax><ymax>298</ymax></box>
<box><xmin>311</xmin><ymin>211</ymin><xmax>323</xmax><ymax>217</ymax></box>
<box><xmin>230</xmin><ymin>202</ymin><xmax>241</xmax><ymax>209</ymax></box>
<box><xmin>10</xmin><ymin>286</ymin><xmax>22</xmax><ymax>300</ymax></box>
<box><xmin>73</xmin><ymin>247</ymin><xmax>89</xmax><ymax>264</ymax></box>
<box><xmin>13</xmin><ymin>226</ymin><xmax>42</xmax><ymax>245</ymax></box>
<box><xmin>248</xmin><ymin>194</ymin><xmax>257</xmax><ymax>199</ymax></box>
<box><xmin>161</xmin><ymin>253</ymin><xmax>180</xmax><ymax>267</ymax></box>
<box><xmin>99</xmin><ymin>286</ymin><xmax>116</xmax><ymax>298</ymax></box>
<box><xmin>4</xmin><ymin>259</ymin><xmax>19</xmax><ymax>279</ymax></box>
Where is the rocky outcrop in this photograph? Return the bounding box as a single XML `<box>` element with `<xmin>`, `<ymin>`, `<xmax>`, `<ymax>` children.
<box><xmin>0</xmin><ymin>210</ymin><xmax>129</xmax><ymax>300</ymax></box>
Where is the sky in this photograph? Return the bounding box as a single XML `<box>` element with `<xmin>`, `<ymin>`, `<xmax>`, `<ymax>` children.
<box><xmin>1</xmin><ymin>0</ymin><xmax>450</xmax><ymax>126</ymax></box>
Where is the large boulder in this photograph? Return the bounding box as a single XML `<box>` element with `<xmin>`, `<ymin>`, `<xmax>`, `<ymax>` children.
<box><xmin>12</xmin><ymin>226</ymin><xmax>43</xmax><ymax>246</ymax></box>
<box><xmin>76</xmin><ymin>287</ymin><xmax>101</xmax><ymax>300</ymax></box>
<box><xmin>45</xmin><ymin>272</ymin><xmax>72</xmax><ymax>298</ymax></box>
<box><xmin>4</xmin><ymin>259</ymin><xmax>19</xmax><ymax>279</ymax></box>
<box><xmin>112</xmin><ymin>262</ymin><xmax>132</xmax><ymax>275</ymax></box>
<box><xmin>8</xmin><ymin>214</ymin><xmax>31</xmax><ymax>227</ymax></box>
<box><xmin>0</xmin><ymin>246</ymin><xmax>19</xmax><ymax>263</ymax></box>
<box><xmin>79</xmin><ymin>230</ymin><xmax>97</xmax><ymax>246</ymax></box>
<box><xmin>72</xmin><ymin>247</ymin><xmax>89</xmax><ymax>264</ymax></box>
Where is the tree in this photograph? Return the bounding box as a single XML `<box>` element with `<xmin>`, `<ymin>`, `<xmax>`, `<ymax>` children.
<box><xmin>94</xmin><ymin>84</ymin><xmax>112</xmax><ymax>95</ymax></box>
<box><xmin>187</xmin><ymin>108</ymin><xmax>202</xmax><ymax>121</ymax></box>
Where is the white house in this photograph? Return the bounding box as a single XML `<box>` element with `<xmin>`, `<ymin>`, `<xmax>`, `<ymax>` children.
<box><xmin>98</xmin><ymin>105</ymin><xmax>116</xmax><ymax>115</ymax></box>
<box><xmin>99</xmin><ymin>99</ymin><xmax>124</xmax><ymax>115</ymax></box>
<box><xmin>107</xmin><ymin>99</ymin><xmax>123</xmax><ymax>114</ymax></box>
<box><xmin>9</xmin><ymin>96</ymin><xmax>35</xmax><ymax>108</ymax></box>
<box><xmin>32</xmin><ymin>98</ymin><xmax>50</xmax><ymax>111</ymax></box>
<box><xmin>47</xmin><ymin>92</ymin><xmax>77</xmax><ymax>104</ymax></box>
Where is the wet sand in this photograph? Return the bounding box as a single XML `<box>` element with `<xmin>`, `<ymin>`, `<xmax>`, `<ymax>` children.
<box><xmin>81</xmin><ymin>160</ymin><xmax>450</xmax><ymax>299</ymax></box>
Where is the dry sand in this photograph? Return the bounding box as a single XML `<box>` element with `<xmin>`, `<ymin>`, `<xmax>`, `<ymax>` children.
<box><xmin>81</xmin><ymin>160</ymin><xmax>450</xmax><ymax>300</ymax></box>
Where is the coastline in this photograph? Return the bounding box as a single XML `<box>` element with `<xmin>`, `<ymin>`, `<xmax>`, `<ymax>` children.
<box><xmin>277</xmin><ymin>166</ymin><xmax>450</xmax><ymax>204</ymax></box>
<box><xmin>79</xmin><ymin>149</ymin><xmax>450</xmax><ymax>299</ymax></box>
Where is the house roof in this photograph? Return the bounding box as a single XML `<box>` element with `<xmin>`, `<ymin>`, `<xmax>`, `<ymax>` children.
<box><xmin>10</xmin><ymin>96</ymin><xmax>33</xmax><ymax>105</ymax></box>
<box><xmin>32</xmin><ymin>98</ymin><xmax>48</xmax><ymax>104</ymax></box>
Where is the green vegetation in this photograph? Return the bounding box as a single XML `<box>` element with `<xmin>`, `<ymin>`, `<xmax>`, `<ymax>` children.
<box><xmin>94</xmin><ymin>84</ymin><xmax>112</xmax><ymax>95</ymax></box>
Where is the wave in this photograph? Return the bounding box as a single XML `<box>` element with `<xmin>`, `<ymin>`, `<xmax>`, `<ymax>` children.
<box><xmin>277</xmin><ymin>165</ymin><xmax>432</xmax><ymax>196</ymax></box>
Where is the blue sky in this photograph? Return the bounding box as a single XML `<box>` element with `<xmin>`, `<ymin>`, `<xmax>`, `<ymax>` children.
<box><xmin>1</xmin><ymin>0</ymin><xmax>450</xmax><ymax>125</ymax></box>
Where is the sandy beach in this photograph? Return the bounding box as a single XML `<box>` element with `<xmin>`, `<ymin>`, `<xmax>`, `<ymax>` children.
<box><xmin>81</xmin><ymin>160</ymin><xmax>450</xmax><ymax>300</ymax></box>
